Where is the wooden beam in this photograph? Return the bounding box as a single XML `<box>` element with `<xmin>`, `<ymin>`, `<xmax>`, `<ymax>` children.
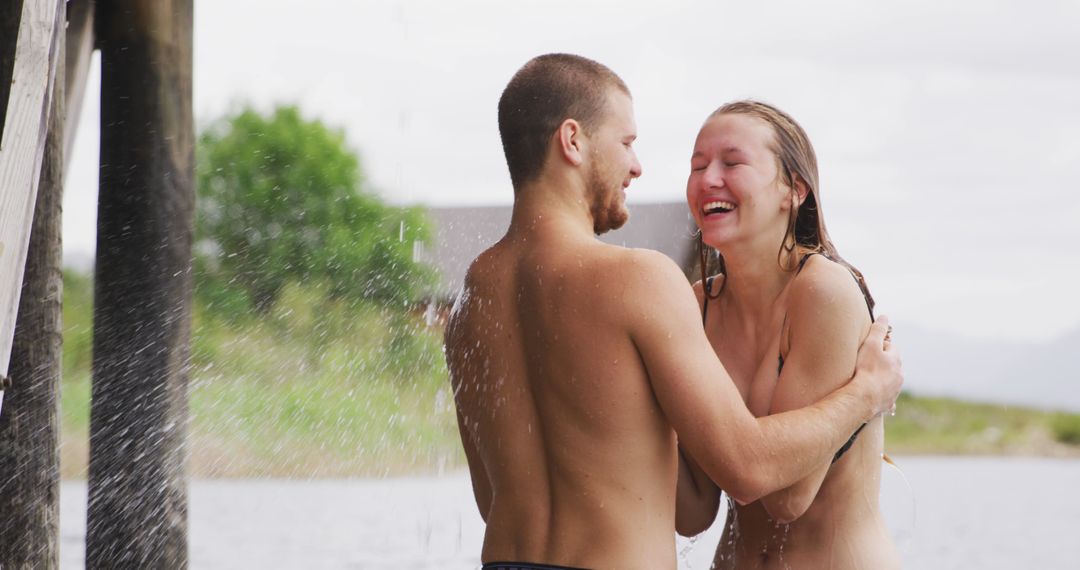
<box><xmin>64</xmin><ymin>0</ymin><xmax>95</xmax><ymax>165</ymax></box>
<box><xmin>0</xmin><ymin>6</ymin><xmax>64</xmax><ymax>564</ymax></box>
<box><xmin>87</xmin><ymin>1</ymin><xmax>193</xmax><ymax>566</ymax></box>
<box><xmin>0</xmin><ymin>0</ymin><xmax>65</xmax><ymax>415</ymax></box>
<box><xmin>0</xmin><ymin>0</ymin><xmax>25</xmax><ymax>142</ymax></box>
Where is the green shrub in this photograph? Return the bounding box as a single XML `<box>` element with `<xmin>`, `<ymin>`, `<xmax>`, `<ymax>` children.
<box><xmin>1051</xmin><ymin>413</ymin><xmax>1080</xmax><ymax>445</ymax></box>
<box><xmin>195</xmin><ymin>105</ymin><xmax>436</xmax><ymax>318</ymax></box>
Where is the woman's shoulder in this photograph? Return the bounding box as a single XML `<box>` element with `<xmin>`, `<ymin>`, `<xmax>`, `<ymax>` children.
<box><xmin>781</xmin><ymin>254</ymin><xmax>873</xmax><ymax>364</ymax></box>
<box><xmin>788</xmin><ymin>254</ymin><xmax>870</xmax><ymax>324</ymax></box>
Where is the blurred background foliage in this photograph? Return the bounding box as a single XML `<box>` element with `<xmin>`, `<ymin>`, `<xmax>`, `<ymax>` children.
<box><xmin>195</xmin><ymin>105</ymin><xmax>434</xmax><ymax>316</ymax></box>
<box><xmin>60</xmin><ymin>105</ymin><xmax>458</xmax><ymax>478</ymax></box>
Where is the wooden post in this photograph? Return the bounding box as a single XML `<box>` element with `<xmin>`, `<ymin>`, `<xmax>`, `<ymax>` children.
<box><xmin>87</xmin><ymin>1</ymin><xmax>193</xmax><ymax>567</ymax></box>
<box><xmin>64</xmin><ymin>0</ymin><xmax>95</xmax><ymax>165</ymax></box>
<box><xmin>0</xmin><ymin>11</ymin><xmax>64</xmax><ymax>565</ymax></box>
<box><xmin>0</xmin><ymin>0</ymin><xmax>64</xmax><ymax>414</ymax></box>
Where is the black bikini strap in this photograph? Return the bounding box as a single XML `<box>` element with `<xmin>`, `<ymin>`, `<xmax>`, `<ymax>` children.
<box><xmin>832</xmin><ymin>422</ymin><xmax>868</xmax><ymax>463</ymax></box>
<box><xmin>788</xmin><ymin>251</ymin><xmax>874</xmax><ymax>464</ymax></box>
<box><xmin>795</xmin><ymin>251</ymin><xmax>818</xmax><ymax>274</ymax></box>
<box><xmin>776</xmin><ymin>253</ymin><xmax>817</xmax><ymax>362</ymax></box>
<box><xmin>701</xmin><ymin>275</ymin><xmax>716</xmax><ymax>325</ymax></box>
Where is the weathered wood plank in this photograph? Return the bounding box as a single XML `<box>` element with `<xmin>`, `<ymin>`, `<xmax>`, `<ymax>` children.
<box><xmin>0</xmin><ymin>9</ymin><xmax>64</xmax><ymax>564</ymax></box>
<box><xmin>0</xmin><ymin>0</ymin><xmax>65</xmax><ymax>413</ymax></box>
<box><xmin>0</xmin><ymin>0</ymin><xmax>24</xmax><ymax>141</ymax></box>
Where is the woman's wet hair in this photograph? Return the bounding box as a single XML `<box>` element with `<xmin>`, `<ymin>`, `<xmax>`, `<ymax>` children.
<box><xmin>498</xmin><ymin>53</ymin><xmax>629</xmax><ymax>191</ymax></box>
<box><xmin>699</xmin><ymin>100</ymin><xmax>874</xmax><ymax>313</ymax></box>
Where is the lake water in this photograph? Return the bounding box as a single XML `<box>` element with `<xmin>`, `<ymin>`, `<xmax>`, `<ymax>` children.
<box><xmin>59</xmin><ymin>456</ymin><xmax>1080</xmax><ymax>569</ymax></box>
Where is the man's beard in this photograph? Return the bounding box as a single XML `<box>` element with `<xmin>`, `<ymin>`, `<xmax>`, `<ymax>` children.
<box><xmin>586</xmin><ymin>160</ymin><xmax>629</xmax><ymax>235</ymax></box>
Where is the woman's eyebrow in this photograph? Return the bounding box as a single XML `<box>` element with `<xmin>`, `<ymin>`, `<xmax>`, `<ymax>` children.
<box><xmin>692</xmin><ymin>147</ymin><xmax>746</xmax><ymax>159</ymax></box>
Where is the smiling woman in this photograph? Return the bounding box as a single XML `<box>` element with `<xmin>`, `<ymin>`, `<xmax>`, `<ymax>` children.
<box><xmin>681</xmin><ymin>100</ymin><xmax>899</xmax><ymax>569</ymax></box>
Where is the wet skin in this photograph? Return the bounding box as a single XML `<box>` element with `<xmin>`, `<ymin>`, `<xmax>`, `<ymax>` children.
<box><xmin>699</xmin><ymin>260</ymin><xmax>900</xmax><ymax>570</ymax></box>
<box><xmin>445</xmin><ymin>90</ymin><xmax>903</xmax><ymax>569</ymax></box>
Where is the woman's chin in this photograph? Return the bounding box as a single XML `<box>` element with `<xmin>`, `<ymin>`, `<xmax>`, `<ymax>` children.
<box><xmin>700</xmin><ymin>228</ymin><xmax>736</xmax><ymax>250</ymax></box>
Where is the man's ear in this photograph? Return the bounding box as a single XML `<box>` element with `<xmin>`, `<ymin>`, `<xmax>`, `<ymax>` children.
<box><xmin>557</xmin><ymin>118</ymin><xmax>585</xmax><ymax>166</ymax></box>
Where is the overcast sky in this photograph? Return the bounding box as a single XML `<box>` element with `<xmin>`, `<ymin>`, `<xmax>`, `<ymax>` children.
<box><xmin>63</xmin><ymin>0</ymin><xmax>1080</xmax><ymax>343</ymax></box>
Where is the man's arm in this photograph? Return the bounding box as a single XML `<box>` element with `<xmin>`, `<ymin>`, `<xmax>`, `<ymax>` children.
<box><xmin>759</xmin><ymin>260</ymin><xmax>873</xmax><ymax>523</ymax></box>
<box><xmin>625</xmin><ymin>251</ymin><xmax>901</xmax><ymax>504</ymax></box>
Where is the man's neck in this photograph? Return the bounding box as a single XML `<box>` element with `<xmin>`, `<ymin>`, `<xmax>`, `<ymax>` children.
<box><xmin>508</xmin><ymin>174</ymin><xmax>595</xmax><ymax>241</ymax></box>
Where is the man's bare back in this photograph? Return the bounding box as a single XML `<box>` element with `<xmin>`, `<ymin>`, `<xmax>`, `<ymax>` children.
<box><xmin>447</xmin><ymin>223</ymin><xmax>685</xmax><ymax>568</ymax></box>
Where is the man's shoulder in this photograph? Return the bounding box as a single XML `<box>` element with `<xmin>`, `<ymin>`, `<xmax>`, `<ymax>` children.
<box><xmin>461</xmin><ymin>239</ymin><xmax>513</xmax><ymax>288</ymax></box>
<box><xmin>448</xmin><ymin>243</ymin><xmax>510</xmax><ymax>326</ymax></box>
<box><xmin>597</xmin><ymin>247</ymin><xmax>700</xmax><ymax>329</ymax></box>
<box><xmin>597</xmin><ymin>245</ymin><xmax>686</xmax><ymax>281</ymax></box>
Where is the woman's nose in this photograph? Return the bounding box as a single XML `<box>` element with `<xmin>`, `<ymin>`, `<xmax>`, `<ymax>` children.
<box><xmin>703</xmin><ymin>162</ymin><xmax>724</xmax><ymax>188</ymax></box>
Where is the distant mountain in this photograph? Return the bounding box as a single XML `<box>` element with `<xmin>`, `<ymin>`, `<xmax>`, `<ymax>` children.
<box><xmin>896</xmin><ymin>322</ymin><xmax>1080</xmax><ymax>412</ymax></box>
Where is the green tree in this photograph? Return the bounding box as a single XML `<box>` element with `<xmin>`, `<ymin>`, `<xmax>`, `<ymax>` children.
<box><xmin>195</xmin><ymin>105</ymin><xmax>434</xmax><ymax>315</ymax></box>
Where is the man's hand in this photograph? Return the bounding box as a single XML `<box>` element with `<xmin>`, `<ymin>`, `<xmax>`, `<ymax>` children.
<box><xmin>853</xmin><ymin>315</ymin><xmax>904</xmax><ymax>416</ymax></box>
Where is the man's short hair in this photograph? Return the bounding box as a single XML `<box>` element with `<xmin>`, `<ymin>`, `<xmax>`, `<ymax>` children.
<box><xmin>498</xmin><ymin>53</ymin><xmax>630</xmax><ymax>190</ymax></box>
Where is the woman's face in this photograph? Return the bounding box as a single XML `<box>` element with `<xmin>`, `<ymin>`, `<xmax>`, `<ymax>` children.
<box><xmin>686</xmin><ymin>113</ymin><xmax>791</xmax><ymax>249</ymax></box>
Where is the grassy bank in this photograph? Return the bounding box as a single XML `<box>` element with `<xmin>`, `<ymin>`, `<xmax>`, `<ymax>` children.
<box><xmin>60</xmin><ymin>271</ymin><xmax>462</xmax><ymax>479</ymax></box>
<box><xmin>58</xmin><ymin>272</ymin><xmax>1080</xmax><ymax>479</ymax></box>
<box><xmin>885</xmin><ymin>392</ymin><xmax>1080</xmax><ymax>457</ymax></box>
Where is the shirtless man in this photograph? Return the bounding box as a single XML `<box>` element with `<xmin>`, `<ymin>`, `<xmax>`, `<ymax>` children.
<box><xmin>444</xmin><ymin>53</ymin><xmax>903</xmax><ymax>570</ymax></box>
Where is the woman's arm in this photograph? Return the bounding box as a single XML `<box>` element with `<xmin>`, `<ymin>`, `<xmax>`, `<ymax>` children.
<box><xmin>758</xmin><ymin>257</ymin><xmax>874</xmax><ymax>523</ymax></box>
<box><xmin>675</xmin><ymin>280</ymin><xmax>722</xmax><ymax>535</ymax></box>
<box><xmin>676</xmin><ymin>444</ymin><xmax>722</xmax><ymax>536</ymax></box>
<box><xmin>628</xmin><ymin>250</ymin><xmax>900</xmax><ymax>505</ymax></box>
